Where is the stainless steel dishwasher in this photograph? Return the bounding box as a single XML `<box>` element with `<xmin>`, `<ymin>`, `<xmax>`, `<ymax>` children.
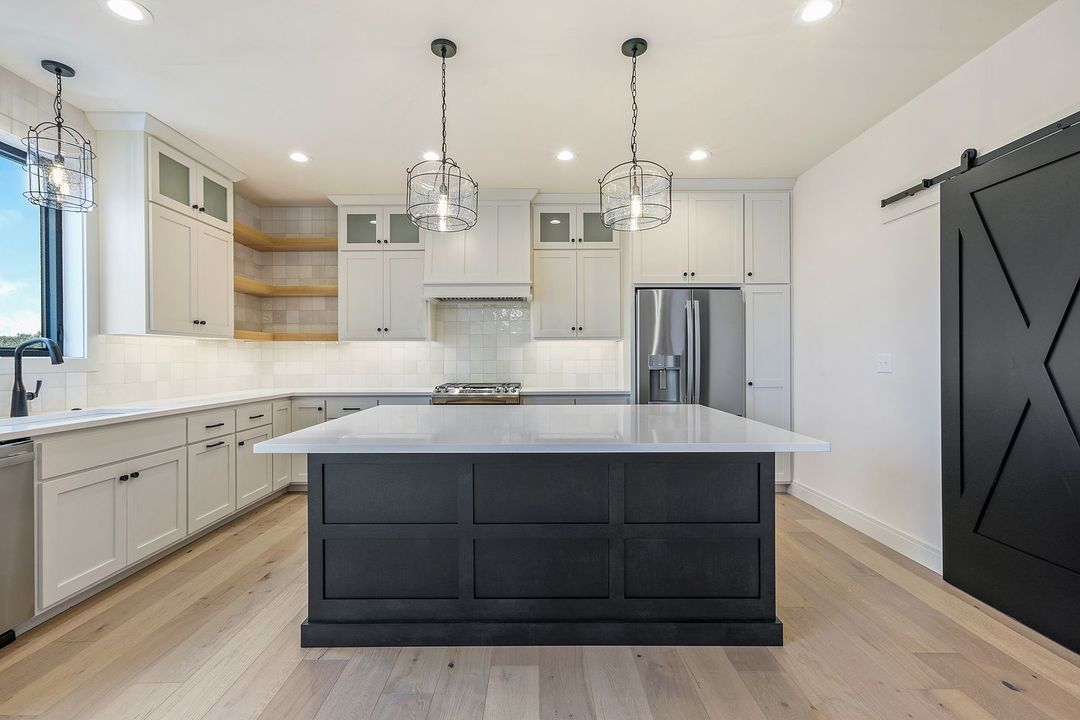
<box><xmin>0</xmin><ymin>439</ymin><xmax>34</xmax><ymax>648</ymax></box>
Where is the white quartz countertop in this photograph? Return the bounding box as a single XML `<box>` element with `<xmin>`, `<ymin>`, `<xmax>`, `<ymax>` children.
<box><xmin>255</xmin><ymin>404</ymin><xmax>831</xmax><ymax>454</ymax></box>
<box><xmin>0</xmin><ymin>387</ymin><xmax>631</xmax><ymax>443</ymax></box>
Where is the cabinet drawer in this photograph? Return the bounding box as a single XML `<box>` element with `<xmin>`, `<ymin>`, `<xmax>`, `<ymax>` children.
<box><xmin>325</xmin><ymin>397</ymin><xmax>377</xmax><ymax>420</ymax></box>
<box><xmin>624</xmin><ymin>462</ymin><xmax>759</xmax><ymax>524</ymax></box>
<box><xmin>625</xmin><ymin>538</ymin><xmax>760</xmax><ymax>598</ymax></box>
<box><xmin>186</xmin><ymin>409</ymin><xmax>236</xmax><ymax>443</ymax></box>
<box><xmin>39</xmin><ymin>416</ymin><xmax>186</xmax><ymax>480</ymax></box>
<box><xmin>473</xmin><ymin>463</ymin><xmax>608</xmax><ymax>523</ymax></box>
<box><xmin>474</xmin><ymin>539</ymin><xmax>609</xmax><ymax>598</ymax></box>
<box><xmin>235</xmin><ymin>402</ymin><xmax>272</xmax><ymax>431</ymax></box>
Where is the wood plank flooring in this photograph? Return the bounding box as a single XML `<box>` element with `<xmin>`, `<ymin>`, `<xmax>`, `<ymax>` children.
<box><xmin>2</xmin><ymin>492</ymin><xmax>1078</xmax><ymax>720</ymax></box>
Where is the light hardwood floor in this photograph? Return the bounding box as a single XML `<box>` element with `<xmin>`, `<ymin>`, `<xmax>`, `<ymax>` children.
<box><xmin>2</xmin><ymin>492</ymin><xmax>1079</xmax><ymax>720</ymax></box>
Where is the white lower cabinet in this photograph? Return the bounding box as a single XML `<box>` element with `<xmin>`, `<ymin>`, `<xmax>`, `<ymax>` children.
<box><xmin>271</xmin><ymin>400</ymin><xmax>292</xmax><ymax>491</ymax></box>
<box><xmin>187</xmin><ymin>436</ymin><xmax>236</xmax><ymax>532</ymax></box>
<box><xmin>125</xmin><ymin>448</ymin><xmax>187</xmax><ymax>564</ymax></box>
<box><xmin>236</xmin><ymin>426</ymin><xmax>272</xmax><ymax>509</ymax></box>
<box><xmin>290</xmin><ymin>398</ymin><xmax>326</xmax><ymax>486</ymax></box>
<box><xmin>40</xmin><ymin>465</ymin><xmax>127</xmax><ymax>608</ymax></box>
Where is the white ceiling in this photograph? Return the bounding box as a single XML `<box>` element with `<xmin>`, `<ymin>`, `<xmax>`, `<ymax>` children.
<box><xmin>0</xmin><ymin>0</ymin><xmax>1052</xmax><ymax>205</ymax></box>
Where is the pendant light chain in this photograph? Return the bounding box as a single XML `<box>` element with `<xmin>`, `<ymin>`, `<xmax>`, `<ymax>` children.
<box><xmin>53</xmin><ymin>69</ymin><xmax>64</xmax><ymax>127</ymax></box>
<box><xmin>629</xmin><ymin>51</ymin><xmax>639</xmax><ymax>163</ymax></box>
<box><xmin>440</xmin><ymin>48</ymin><xmax>448</xmax><ymax>161</ymax></box>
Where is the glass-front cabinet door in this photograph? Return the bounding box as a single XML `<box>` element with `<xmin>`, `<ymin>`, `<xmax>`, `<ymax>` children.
<box><xmin>195</xmin><ymin>165</ymin><xmax>233</xmax><ymax>232</ymax></box>
<box><xmin>339</xmin><ymin>206</ymin><xmax>382</xmax><ymax>251</ymax></box>
<box><xmin>577</xmin><ymin>205</ymin><xmax>619</xmax><ymax>249</ymax></box>
<box><xmin>384</xmin><ymin>207</ymin><xmax>422</xmax><ymax>249</ymax></box>
<box><xmin>148</xmin><ymin>137</ymin><xmax>197</xmax><ymax>218</ymax></box>
<box><xmin>533</xmin><ymin>206</ymin><xmax>574</xmax><ymax>249</ymax></box>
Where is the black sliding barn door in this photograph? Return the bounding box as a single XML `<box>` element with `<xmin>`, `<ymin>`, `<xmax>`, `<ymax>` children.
<box><xmin>942</xmin><ymin>123</ymin><xmax>1080</xmax><ymax>652</ymax></box>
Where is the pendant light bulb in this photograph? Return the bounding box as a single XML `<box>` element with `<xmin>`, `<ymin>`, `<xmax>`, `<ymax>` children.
<box><xmin>629</xmin><ymin>183</ymin><xmax>643</xmax><ymax>219</ymax></box>
<box><xmin>436</xmin><ymin>183</ymin><xmax>450</xmax><ymax>218</ymax></box>
<box><xmin>49</xmin><ymin>155</ymin><xmax>68</xmax><ymax>187</ymax></box>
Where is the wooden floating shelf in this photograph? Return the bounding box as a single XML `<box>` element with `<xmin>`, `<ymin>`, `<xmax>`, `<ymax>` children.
<box><xmin>233</xmin><ymin>222</ymin><xmax>337</xmax><ymax>253</ymax></box>
<box><xmin>234</xmin><ymin>330</ymin><xmax>338</xmax><ymax>342</ymax></box>
<box><xmin>234</xmin><ymin>275</ymin><xmax>338</xmax><ymax>298</ymax></box>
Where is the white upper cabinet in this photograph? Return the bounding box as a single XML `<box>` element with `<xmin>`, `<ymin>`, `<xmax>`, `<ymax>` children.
<box><xmin>148</xmin><ymin>137</ymin><xmax>233</xmax><ymax>232</ymax></box>
<box><xmin>384</xmin><ymin>252</ymin><xmax>429</xmax><ymax>339</ymax></box>
<box><xmin>340</xmin><ymin>251</ymin><xmax>429</xmax><ymax>340</ymax></box>
<box><xmin>194</xmin><ymin>224</ymin><xmax>234</xmax><ymax>337</ymax></box>
<box><xmin>534</xmin><ymin>204</ymin><xmax>619</xmax><ymax>250</ymax></box>
<box><xmin>689</xmin><ymin>192</ymin><xmax>743</xmax><ymax>284</ymax></box>
<box><xmin>744</xmin><ymin>192</ymin><xmax>791</xmax><ymax>284</ymax></box>
<box><xmin>340</xmin><ymin>205</ymin><xmax>423</xmax><ymax>251</ymax></box>
<box><xmin>531</xmin><ymin>249</ymin><xmax>621</xmax><ymax>339</ymax></box>
<box><xmin>340</xmin><ymin>253</ymin><xmax>384</xmax><ymax>340</ymax></box>
<box><xmin>632</xmin><ymin>193</ymin><xmax>690</xmax><ymax>283</ymax></box>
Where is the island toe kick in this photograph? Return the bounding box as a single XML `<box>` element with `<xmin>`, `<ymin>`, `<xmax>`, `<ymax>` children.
<box><xmin>302</xmin><ymin>451</ymin><xmax>782</xmax><ymax>647</ymax></box>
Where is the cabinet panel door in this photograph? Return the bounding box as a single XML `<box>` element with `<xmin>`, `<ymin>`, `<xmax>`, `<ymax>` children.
<box><xmin>463</xmin><ymin>205</ymin><xmax>499</xmax><ymax>280</ymax></box>
<box><xmin>745</xmin><ymin>192</ymin><xmax>791</xmax><ymax>284</ymax></box>
<box><xmin>495</xmin><ymin>203</ymin><xmax>532</xmax><ymax>282</ymax></box>
<box><xmin>531</xmin><ymin>250</ymin><xmax>578</xmax><ymax>339</ymax></box>
<box><xmin>236</xmin><ymin>427</ymin><xmax>272</xmax><ymax>509</ymax></box>
<box><xmin>195</xmin><ymin>224</ymin><xmax>234</xmax><ymax>338</ymax></box>
<box><xmin>339</xmin><ymin>253</ymin><xmax>384</xmax><ymax>340</ymax></box>
<box><xmin>271</xmin><ymin>400</ymin><xmax>292</xmax><ymax>491</ymax></box>
<box><xmin>187</xmin><ymin>437</ymin><xmax>236</xmax><ymax>533</ymax></box>
<box><xmin>745</xmin><ymin>285</ymin><xmax>791</xmax><ymax>484</ymax></box>
<box><xmin>384</xmin><ymin>206</ymin><xmax>423</xmax><ymax>249</ymax></box>
<box><xmin>195</xmin><ymin>165</ymin><xmax>233</xmax><ymax>232</ymax></box>
<box><xmin>148</xmin><ymin>137</ymin><xmax>197</xmax><ymax>218</ymax></box>
<box><xmin>576</xmin><ymin>250</ymin><xmax>621</xmax><ymax>339</ymax></box>
<box><xmin>148</xmin><ymin>204</ymin><xmax>197</xmax><ymax>335</ymax></box>
<box><xmin>383</xmin><ymin>251</ymin><xmax>428</xmax><ymax>339</ymax></box>
<box><xmin>126</xmin><ymin>448</ymin><xmax>187</xmax><ymax>564</ymax></box>
<box><xmin>290</xmin><ymin>398</ymin><xmax>325</xmax><ymax>486</ymax></box>
<box><xmin>40</xmin><ymin>466</ymin><xmax>125</xmax><ymax>607</ymax></box>
<box><xmin>423</xmin><ymin>227</ymin><xmax>466</xmax><ymax>282</ymax></box>
<box><xmin>339</xmin><ymin>206</ymin><xmax>383</xmax><ymax>251</ymax></box>
<box><xmin>689</xmin><ymin>192</ymin><xmax>743</xmax><ymax>284</ymax></box>
<box><xmin>632</xmin><ymin>193</ymin><xmax>689</xmax><ymax>284</ymax></box>
<box><xmin>533</xmin><ymin>205</ymin><xmax>575</xmax><ymax>249</ymax></box>
<box><xmin>577</xmin><ymin>205</ymin><xmax>618</xmax><ymax>249</ymax></box>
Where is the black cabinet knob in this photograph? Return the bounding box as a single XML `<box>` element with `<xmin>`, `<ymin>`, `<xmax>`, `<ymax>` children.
<box><xmin>747</xmin><ymin>381</ymin><xmax>753</xmax><ymax>386</ymax></box>
<box><xmin>747</xmin><ymin>271</ymin><xmax>753</xmax><ymax>277</ymax></box>
<box><xmin>238</xmin><ymin>441</ymin><xmax>245</xmax><ymax>446</ymax></box>
<box><xmin>690</xmin><ymin>272</ymin><xmax>696</xmax><ymax>277</ymax></box>
<box><xmin>191</xmin><ymin>204</ymin><xmax>199</xmax><ymax>209</ymax></box>
<box><xmin>200</xmin><ymin>320</ymin><xmax>207</xmax><ymax>325</ymax></box>
<box><xmin>198</xmin><ymin>207</ymin><xmax>206</xmax><ymax>212</ymax></box>
<box><xmin>682</xmin><ymin>272</ymin><xmax>688</xmax><ymax>277</ymax></box>
<box><xmin>118</xmin><ymin>474</ymin><xmax>129</xmax><ymax>482</ymax></box>
<box><xmin>130</xmin><ymin>471</ymin><xmax>140</xmax><ymax>479</ymax></box>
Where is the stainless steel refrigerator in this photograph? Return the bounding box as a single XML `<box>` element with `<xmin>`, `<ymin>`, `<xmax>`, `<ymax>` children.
<box><xmin>635</xmin><ymin>288</ymin><xmax>745</xmax><ymax>414</ymax></box>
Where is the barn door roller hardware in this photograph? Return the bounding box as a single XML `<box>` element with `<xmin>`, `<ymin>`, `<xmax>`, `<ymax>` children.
<box><xmin>880</xmin><ymin>109</ymin><xmax>1080</xmax><ymax>208</ymax></box>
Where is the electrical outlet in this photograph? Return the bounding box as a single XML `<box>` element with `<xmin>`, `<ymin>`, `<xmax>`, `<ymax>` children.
<box><xmin>876</xmin><ymin>353</ymin><xmax>894</xmax><ymax>374</ymax></box>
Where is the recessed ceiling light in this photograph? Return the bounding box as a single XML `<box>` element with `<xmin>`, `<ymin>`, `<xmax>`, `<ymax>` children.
<box><xmin>102</xmin><ymin>0</ymin><xmax>153</xmax><ymax>23</ymax></box>
<box><xmin>422</xmin><ymin>151</ymin><xmax>440</xmax><ymax>161</ymax></box>
<box><xmin>794</xmin><ymin>0</ymin><xmax>841</xmax><ymax>24</ymax></box>
<box><xmin>689</xmin><ymin>149</ymin><xmax>710</xmax><ymax>161</ymax></box>
<box><xmin>289</xmin><ymin>151</ymin><xmax>309</xmax><ymax>163</ymax></box>
<box><xmin>556</xmin><ymin>150</ymin><xmax>575</xmax><ymax>161</ymax></box>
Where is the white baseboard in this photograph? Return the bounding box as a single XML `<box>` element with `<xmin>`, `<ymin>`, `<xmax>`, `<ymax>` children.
<box><xmin>788</xmin><ymin>482</ymin><xmax>942</xmax><ymax>574</ymax></box>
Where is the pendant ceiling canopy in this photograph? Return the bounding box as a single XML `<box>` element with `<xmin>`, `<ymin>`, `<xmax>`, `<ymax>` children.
<box><xmin>599</xmin><ymin>38</ymin><xmax>672</xmax><ymax>232</ymax></box>
<box><xmin>24</xmin><ymin>60</ymin><xmax>96</xmax><ymax>213</ymax></box>
<box><xmin>406</xmin><ymin>39</ymin><xmax>478</xmax><ymax>233</ymax></box>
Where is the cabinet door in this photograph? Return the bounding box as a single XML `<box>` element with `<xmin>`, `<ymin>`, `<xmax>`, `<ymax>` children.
<box><xmin>576</xmin><ymin>250</ymin><xmax>621</xmax><ymax>339</ymax></box>
<box><xmin>577</xmin><ymin>205</ymin><xmax>618</xmax><ymax>250</ymax></box>
<box><xmin>126</xmin><ymin>448</ymin><xmax>187</xmax><ymax>564</ymax></box>
<box><xmin>271</xmin><ymin>400</ymin><xmax>292</xmax><ymax>491</ymax></box>
<box><xmin>384</xmin><ymin>206</ymin><xmax>423</xmax><ymax>250</ymax></box>
<box><xmin>148</xmin><ymin>203</ymin><xmax>197</xmax><ymax>335</ymax></box>
<box><xmin>533</xmin><ymin>206</ymin><xmax>575</xmax><ymax>249</ymax></box>
<box><xmin>744</xmin><ymin>192</ymin><xmax>791</xmax><ymax>284</ymax></box>
<box><xmin>236</xmin><ymin>427</ymin><xmax>272</xmax><ymax>509</ymax></box>
<box><xmin>290</xmin><ymin>399</ymin><xmax>325</xmax><ymax>486</ymax></box>
<box><xmin>531</xmin><ymin>250</ymin><xmax>578</xmax><ymax>338</ymax></box>
<box><xmin>40</xmin><ymin>466</ymin><xmax>125</xmax><ymax>608</ymax></box>
<box><xmin>689</xmin><ymin>192</ymin><xmax>743</xmax><ymax>284</ymax></box>
<box><xmin>194</xmin><ymin>224</ymin><xmax>234</xmax><ymax>338</ymax></box>
<box><xmin>195</xmin><ymin>165</ymin><xmax>233</xmax><ymax>233</ymax></box>
<box><xmin>383</xmin><ymin>251</ymin><xmax>429</xmax><ymax>339</ymax></box>
<box><xmin>495</xmin><ymin>203</ymin><xmax>532</xmax><ymax>283</ymax></box>
<box><xmin>632</xmin><ymin>193</ymin><xmax>689</xmax><ymax>284</ymax></box>
<box><xmin>339</xmin><ymin>253</ymin><xmax>384</xmax><ymax>340</ymax></box>
<box><xmin>745</xmin><ymin>285</ymin><xmax>792</xmax><ymax>485</ymax></box>
<box><xmin>339</xmin><ymin>206</ymin><xmax>383</xmax><ymax>251</ymax></box>
<box><xmin>148</xmin><ymin>137</ymin><xmax>197</xmax><ymax>218</ymax></box>
<box><xmin>187</xmin><ymin>437</ymin><xmax>236</xmax><ymax>533</ymax></box>
<box><xmin>463</xmin><ymin>205</ymin><xmax>499</xmax><ymax>280</ymax></box>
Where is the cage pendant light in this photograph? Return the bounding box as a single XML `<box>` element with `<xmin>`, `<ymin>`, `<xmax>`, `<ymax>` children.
<box><xmin>599</xmin><ymin>39</ymin><xmax>671</xmax><ymax>232</ymax></box>
<box><xmin>406</xmin><ymin>39</ymin><xmax>478</xmax><ymax>233</ymax></box>
<box><xmin>24</xmin><ymin>60</ymin><xmax>96</xmax><ymax>213</ymax></box>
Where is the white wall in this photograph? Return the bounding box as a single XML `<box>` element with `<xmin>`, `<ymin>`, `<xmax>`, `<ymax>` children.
<box><xmin>790</xmin><ymin>0</ymin><xmax>1080</xmax><ymax>572</ymax></box>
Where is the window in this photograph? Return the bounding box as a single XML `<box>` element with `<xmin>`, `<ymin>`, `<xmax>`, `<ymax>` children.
<box><xmin>0</xmin><ymin>140</ymin><xmax>62</xmax><ymax>356</ymax></box>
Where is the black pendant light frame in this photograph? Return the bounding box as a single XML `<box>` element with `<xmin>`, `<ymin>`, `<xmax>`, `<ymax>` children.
<box><xmin>406</xmin><ymin>39</ymin><xmax>478</xmax><ymax>233</ymax></box>
<box><xmin>599</xmin><ymin>38</ymin><xmax>672</xmax><ymax>232</ymax></box>
<box><xmin>24</xmin><ymin>60</ymin><xmax>96</xmax><ymax>213</ymax></box>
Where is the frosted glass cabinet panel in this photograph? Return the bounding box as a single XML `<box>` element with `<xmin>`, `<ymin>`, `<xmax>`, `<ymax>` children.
<box><xmin>149</xmin><ymin>137</ymin><xmax>197</xmax><ymax>217</ymax></box>
<box><xmin>579</xmin><ymin>208</ymin><xmax>615</xmax><ymax>248</ymax></box>
<box><xmin>536</xmin><ymin>209</ymin><xmax>573</xmax><ymax>247</ymax></box>
<box><xmin>386</xmin><ymin>208</ymin><xmax>421</xmax><ymax>248</ymax></box>
<box><xmin>533</xmin><ymin>205</ymin><xmax>620</xmax><ymax>250</ymax></box>
<box><xmin>343</xmin><ymin>208</ymin><xmax>381</xmax><ymax>249</ymax></box>
<box><xmin>196</xmin><ymin>165</ymin><xmax>233</xmax><ymax>232</ymax></box>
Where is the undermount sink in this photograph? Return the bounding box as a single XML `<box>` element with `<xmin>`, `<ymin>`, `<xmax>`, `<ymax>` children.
<box><xmin>2</xmin><ymin>407</ymin><xmax>155</xmax><ymax>427</ymax></box>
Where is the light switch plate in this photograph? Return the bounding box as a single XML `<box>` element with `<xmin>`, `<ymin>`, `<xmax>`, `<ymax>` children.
<box><xmin>876</xmin><ymin>353</ymin><xmax>894</xmax><ymax>374</ymax></box>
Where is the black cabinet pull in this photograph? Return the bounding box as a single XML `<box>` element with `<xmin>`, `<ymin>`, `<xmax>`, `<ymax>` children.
<box><xmin>317</xmin><ymin>407</ymin><xmax>323</xmax><ymax>411</ymax></box>
<box><xmin>682</xmin><ymin>271</ymin><xmax>688</xmax><ymax>277</ymax></box>
<box><xmin>193</xmin><ymin>320</ymin><xmax>200</xmax><ymax>325</ymax></box>
<box><xmin>205</xmin><ymin>422</ymin><xmax>225</xmax><ymax>429</ymax></box>
<box><xmin>747</xmin><ymin>381</ymin><xmax>753</xmax><ymax>386</ymax></box>
<box><xmin>198</xmin><ymin>206</ymin><xmax>206</xmax><ymax>212</ymax></box>
<box><xmin>690</xmin><ymin>272</ymin><xmax>696</xmax><ymax>277</ymax></box>
<box><xmin>248</xmin><ymin>414</ymin><xmax>264</xmax><ymax>420</ymax></box>
<box><xmin>191</xmin><ymin>204</ymin><xmax>199</xmax><ymax>209</ymax></box>
<box><xmin>238</xmin><ymin>440</ymin><xmax>245</xmax><ymax>446</ymax></box>
<box><xmin>747</xmin><ymin>271</ymin><xmax>753</xmax><ymax>277</ymax></box>
<box><xmin>578</xmin><ymin>326</ymin><xmax>583</xmax><ymax>331</ymax></box>
<box><xmin>130</xmin><ymin>471</ymin><xmax>140</xmax><ymax>479</ymax></box>
<box><xmin>205</xmin><ymin>440</ymin><xmax>225</xmax><ymax>448</ymax></box>
<box><xmin>341</xmin><ymin>407</ymin><xmax>366</xmax><ymax>411</ymax></box>
<box><xmin>118</xmin><ymin>474</ymin><xmax>129</xmax><ymax>482</ymax></box>
<box><xmin>199</xmin><ymin>320</ymin><xmax>207</xmax><ymax>325</ymax></box>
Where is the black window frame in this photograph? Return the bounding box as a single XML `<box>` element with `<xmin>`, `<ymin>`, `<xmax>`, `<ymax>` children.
<box><xmin>0</xmin><ymin>139</ymin><xmax>64</xmax><ymax>357</ymax></box>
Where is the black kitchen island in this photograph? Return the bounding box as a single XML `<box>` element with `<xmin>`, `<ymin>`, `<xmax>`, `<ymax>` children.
<box><xmin>255</xmin><ymin>404</ymin><xmax>829</xmax><ymax>647</ymax></box>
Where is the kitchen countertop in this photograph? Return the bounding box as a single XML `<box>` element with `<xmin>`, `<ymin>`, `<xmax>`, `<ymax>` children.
<box><xmin>255</xmin><ymin>404</ymin><xmax>831</xmax><ymax>454</ymax></box>
<box><xmin>0</xmin><ymin>387</ymin><xmax>632</xmax><ymax>443</ymax></box>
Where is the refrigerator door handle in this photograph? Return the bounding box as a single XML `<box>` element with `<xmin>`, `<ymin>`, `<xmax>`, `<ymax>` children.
<box><xmin>693</xmin><ymin>299</ymin><xmax>702</xmax><ymax>405</ymax></box>
<box><xmin>685</xmin><ymin>299</ymin><xmax>694</xmax><ymax>404</ymax></box>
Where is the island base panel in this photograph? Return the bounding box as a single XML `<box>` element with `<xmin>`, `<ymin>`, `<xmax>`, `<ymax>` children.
<box><xmin>306</xmin><ymin>452</ymin><xmax>779</xmax><ymax>647</ymax></box>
